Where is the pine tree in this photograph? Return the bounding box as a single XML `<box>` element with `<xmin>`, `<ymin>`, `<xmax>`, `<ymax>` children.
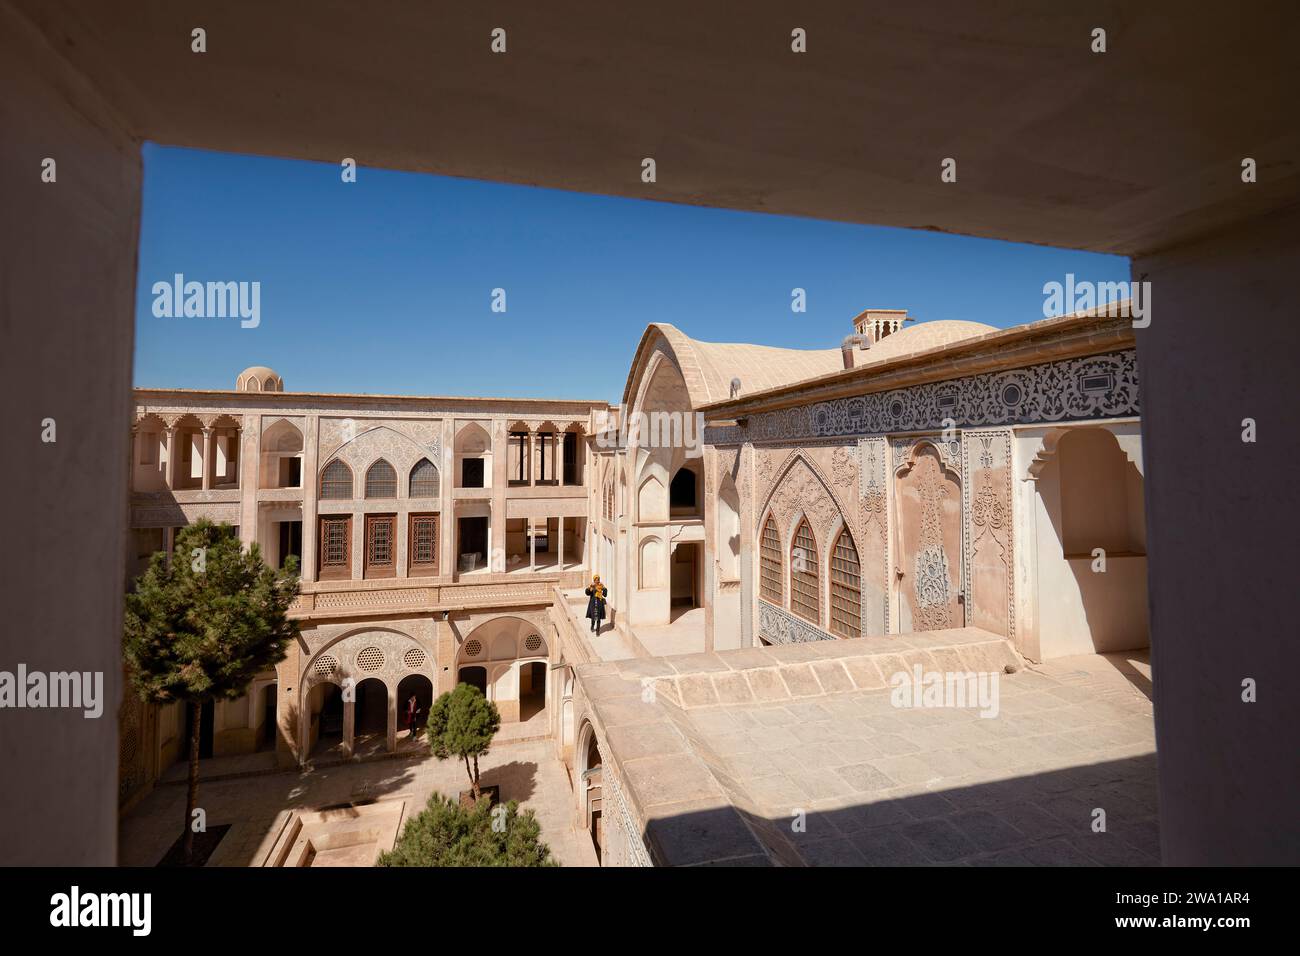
<box><xmin>425</xmin><ymin>682</ymin><xmax>502</xmax><ymax>800</ymax></box>
<box><xmin>123</xmin><ymin>519</ymin><xmax>300</xmax><ymax>863</ymax></box>
<box><xmin>377</xmin><ymin>793</ymin><xmax>556</xmax><ymax>867</ymax></box>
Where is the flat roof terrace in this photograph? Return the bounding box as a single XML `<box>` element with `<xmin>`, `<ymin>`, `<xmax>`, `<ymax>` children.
<box><xmin>577</xmin><ymin>633</ymin><xmax>1157</xmax><ymax>866</ymax></box>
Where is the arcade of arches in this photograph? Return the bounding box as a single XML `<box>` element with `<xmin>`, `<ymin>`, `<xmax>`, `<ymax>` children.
<box><xmin>119</xmin><ymin>308</ymin><xmax>1157</xmax><ymax>868</ymax></box>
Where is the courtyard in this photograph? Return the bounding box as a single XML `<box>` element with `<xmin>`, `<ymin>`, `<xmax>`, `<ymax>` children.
<box><xmin>578</xmin><ymin>639</ymin><xmax>1159</xmax><ymax>866</ymax></box>
<box><xmin>119</xmin><ymin>738</ymin><xmax>597</xmax><ymax>867</ymax></box>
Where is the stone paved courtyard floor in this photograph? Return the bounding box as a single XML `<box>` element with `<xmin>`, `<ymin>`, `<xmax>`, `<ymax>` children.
<box><xmin>120</xmin><ymin>738</ymin><xmax>598</xmax><ymax>867</ymax></box>
<box><xmin>683</xmin><ymin>651</ymin><xmax>1160</xmax><ymax>865</ymax></box>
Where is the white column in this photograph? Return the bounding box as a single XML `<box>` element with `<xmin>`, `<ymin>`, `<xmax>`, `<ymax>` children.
<box><xmin>528</xmin><ymin>430</ymin><xmax>537</xmax><ymax>486</ymax></box>
<box><xmin>558</xmin><ymin>517</ymin><xmax>565</xmax><ymax>570</ymax></box>
<box><xmin>386</xmin><ymin>688</ymin><xmax>398</xmax><ymax>753</ymax></box>
<box><xmin>200</xmin><ymin>427</ymin><xmax>213</xmax><ymax>491</ymax></box>
<box><xmin>343</xmin><ymin>695</ymin><xmax>355</xmax><ymax>758</ymax></box>
<box><xmin>529</xmin><ymin>518</ymin><xmax>536</xmax><ymax>571</ymax></box>
<box><xmin>163</xmin><ymin>426</ymin><xmax>176</xmax><ymax>489</ymax></box>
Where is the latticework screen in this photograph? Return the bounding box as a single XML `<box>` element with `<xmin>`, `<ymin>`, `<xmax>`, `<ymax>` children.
<box><xmin>410</xmin><ymin>514</ymin><xmax>438</xmax><ymax>569</ymax></box>
<box><xmin>320</xmin><ymin>517</ymin><xmax>350</xmax><ymax>574</ymax></box>
<box><xmin>365</xmin><ymin>460</ymin><xmax>397</xmax><ymax>498</ymax></box>
<box><xmin>409</xmin><ymin>459</ymin><xmax>440</xmax><ymax>498</ymax></box>
<box><xmin>366</xmin><ymin>515</ymin><xmax>395</xmax><ymax>569</ymax></box>
<box><xmin>320</xmin><ymin>460</ymin><xmax>352</xmax><ymax>499</ymax></box>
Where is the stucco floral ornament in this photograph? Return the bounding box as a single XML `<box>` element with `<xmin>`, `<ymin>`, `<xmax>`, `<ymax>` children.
<box><xmin>971</xmin><ymin>479</ymin><xmax>1005</xmax><ymax>532</ymax></box>
<box><xmin>862</xmin><ymin>489</ymin><xmax>887</xmax><ymax>522</ymax></box>
<box><xmin>831</xmin><ymin>446</ymin><xmax>856</xmax><ymax>488</ymax></box>
<box><xmin>914</xmin><ymin>546</ymin><xmax>953</xmax><ymax>629</ymax></box>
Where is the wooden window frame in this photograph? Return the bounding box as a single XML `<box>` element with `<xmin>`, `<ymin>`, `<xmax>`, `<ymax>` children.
<box><xmin>363</xmin><ymin>513</ymin><xmax>397</xmax><ymax>579</ymax></box>
<box><xmin>829</xmin><ymin>528</ymin><xmax>862</xmax><ymax>639</ymax></box>
<box><xmin>759</xmin><ymin>515</ymin><xmax>783</xmax><ymax>603</ymax></box>
<box><xmin>408</xmin><ymin>512</ymin><xmax>440</xmax><ymax>576</ymax></box>
<box><xmin>318</xmin><ymin>515</ymin><xmax>352</xmax><ymax>581</ymax></box>
<box><xmin>790</xmin><ymin>519</ymin><xmax>820</xmax><ymax>625</ymax></box>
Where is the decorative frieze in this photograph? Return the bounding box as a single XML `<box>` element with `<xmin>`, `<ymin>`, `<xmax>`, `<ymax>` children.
<box><xmin>758</xmin><ymin>599</ymin><xmax>836</xmax><ymax>645</ymax></box>
<box><xmin>311</xmin><ymin>588</ymin><xmax>434</xmax><ymax>611</ymax></box>
<box><xmin>132</xmin><ymin>501</ymin><xmax>241</xmax><ymax>529</ymax></box>
<box><xmin>742</xmin><ymin>349</ymin><xmax>1138</xmax><ymax>443</ymax></box>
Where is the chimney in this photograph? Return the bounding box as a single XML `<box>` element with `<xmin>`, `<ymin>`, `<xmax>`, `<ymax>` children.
<box><xmin>841</xmin><ymin>334</ymin><xmax>870</xmax><ymax>369</ymax></box>
<box><xmin>851</xmin><ymin>308</ymin><xmax>912</xmax><ymax>344</ymax></box>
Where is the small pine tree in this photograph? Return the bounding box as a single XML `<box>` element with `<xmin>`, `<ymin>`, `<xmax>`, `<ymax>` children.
<box><xmin>123</xmin><ymin>519</ymin><xmax>300</xmax><ymax>863</ymax></box>
<box><xmin>426</xmin><ymin>683</ymin><xmax>501</xmax><ymax>800</ymax></box>
<box><xmin>377</xmin><ymin>793</ymin><xmax>556</xmax><ymax>867</ymax></box>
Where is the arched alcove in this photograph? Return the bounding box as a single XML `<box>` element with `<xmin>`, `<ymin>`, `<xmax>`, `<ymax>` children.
<box><xmin>260</xmin><ymin>419</ymin><xmax>304</xmax><ymax>489</ymax></box>
<box><xmin>1032</xmin><ymin>426</ymin><xmax>1149</xmax><ymax>657</ymax></box>
<box><xmin>638</xmin><ymin>474</ymin><xmax>666</xmax><ymax>522</ymax></box>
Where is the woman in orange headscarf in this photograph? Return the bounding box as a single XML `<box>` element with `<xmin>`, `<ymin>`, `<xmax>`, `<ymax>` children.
<box><xmin>584</xmin><ymin>575</ymin><xmax>608</xmax><ymax>634</ymax></box>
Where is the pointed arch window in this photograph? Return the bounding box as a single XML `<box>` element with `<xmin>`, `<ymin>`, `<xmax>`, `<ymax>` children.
<box><xmin>320</xmin><ymin>459</ymin><xmax>353</xmax><ymax>499</ymax></box>
<box><xmin>829</xmin><ymin>528</ymin><xmax>861</xmax><ymax>638</ymax></box>
<box><xmin>409</xmin><ymin>458</ymin><xmax>440</xmax><ymax>498</ymax></box>
<box><xmin>759</xmin><ymin>516</ymin><xmax>783</xmax><ymax>603</ymax></box>
<box><xmin>790</xmin><ymin>519</ymin><xmax>820</xmax><ymax>625</ymax></box>
<box><xmin>365</xmin><ymin>459</ymin><xmax>397</xmax><ymax>498</ymax></box>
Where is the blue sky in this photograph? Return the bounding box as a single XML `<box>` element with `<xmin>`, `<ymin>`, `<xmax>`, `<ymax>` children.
<box><xmin>133</xmin><ymin>144</ymin><xmax>1129</xmax><ymax>403</ymax></box>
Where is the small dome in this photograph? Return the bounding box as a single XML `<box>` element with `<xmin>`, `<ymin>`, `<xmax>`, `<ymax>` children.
<box><xmin>236</xmin><ymin>366</ymin><xmax>284</xmax><ymax>393</ymax></box>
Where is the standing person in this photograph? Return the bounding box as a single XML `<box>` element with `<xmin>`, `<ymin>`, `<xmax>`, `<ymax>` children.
<box><xmin>405</xmin><ymin>694</ymin><xmax>419</xmax><ymax>740</ymax></box>
<box><xmin>585</xmin><ymin>575</ymin><xmax>607</xmax><ymax>634</ymax></box>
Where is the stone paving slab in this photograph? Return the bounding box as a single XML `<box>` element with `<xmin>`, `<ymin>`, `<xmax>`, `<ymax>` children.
<box><xmin>642</xmin><ymin>628</ymin><xmax>1021</xmax><ymax>710</ymax></box>
<box><xmin>685</xmin><ymin>650</ymin><xmax>1159</xmax><ymax>866</ymax></box>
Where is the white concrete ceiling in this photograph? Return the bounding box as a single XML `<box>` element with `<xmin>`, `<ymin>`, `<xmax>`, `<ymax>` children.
<box><xmin>14</xmin><ymin>0</ymin><xmax>1299</xmax><ymax>255</ymax></box>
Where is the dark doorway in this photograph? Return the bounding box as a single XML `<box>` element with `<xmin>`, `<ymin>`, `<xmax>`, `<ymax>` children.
<box><xmin>396</xmin><ymin>674</ymin><xmax>434</xmax><ymax>743</ymax></box>
<box><xmin>563</xmin><ymin>431</ymin><xmax>578</xmax><ymax>485</ymax></box>
<box><xmin>671</xmin><ymin>542</ymin><xmax>700</xmax><ymax>608</ymax></box>
<box><xmin>458</xmin><ymin>516</ymin><xmax>489</xmax><ymax>570</ymax></box>
<box><xmin>669</xmin><ymin>468</ymin><xmax>697</xmax><ymax>510</ymax></box>
<box><xmin>355</xmin><ymin>678</ymin><xmax>388</xmax><ymax>737</ymax></box>
<box><xmin>458</xmin><ymin>666</ymin><xmax>488</xmax><ymax>696</ymax></box>
<box><xmin>584</xmin><ymin>732</ymin><xmax>603</xmax><ymax>864</ymax></box>
<box><xmin>315</xmin><ymin>683</ymin><xmax>343</xmax><ymax>754</ymax></box>
<box><xmin>519</xmin><ymin>661</ymin><xmax>547</xmax><ymax>721</ymax></box>
<box><xmin>278</xmin><ymin>520</ymin><xmax>302</xmax><ymax>569</ymax></box>
<box><xmin>461</xmin><ymin>457</ymin><xmax>485</xmax><ymax>488</ymax></box>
